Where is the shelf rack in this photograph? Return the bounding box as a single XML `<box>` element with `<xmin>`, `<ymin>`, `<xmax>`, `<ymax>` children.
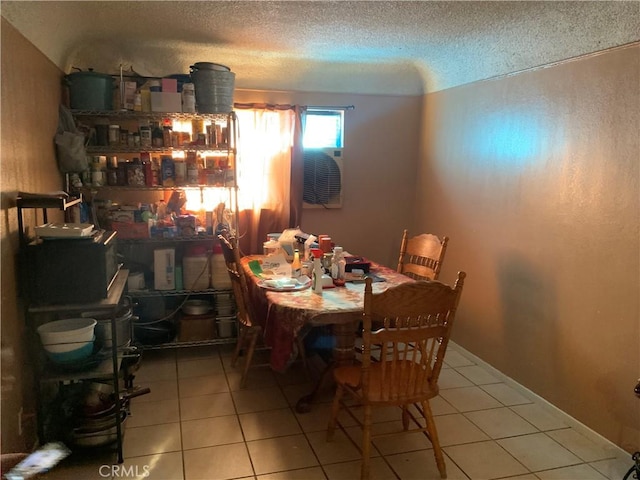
<box><xmin>16</xmin><ymin>192</ymin><xmax>82</xmax><ymax>247</ymax></box>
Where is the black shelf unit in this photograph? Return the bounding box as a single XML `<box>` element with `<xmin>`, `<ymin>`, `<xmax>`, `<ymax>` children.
<box><xmin>18</xmin><ymin>192</ymin><xmax>131</xmax><ymax>463</ymax></box>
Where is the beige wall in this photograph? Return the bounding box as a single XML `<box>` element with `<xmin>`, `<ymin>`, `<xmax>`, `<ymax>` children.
<box><xmin>416</xmin><ymin>44</ymin><xmax>639</xmax><ymax>451</ymax></box>
<box><xmin>1</xmin><ymin>18</ymin><xmax>64</xmax><ymax>452</ymax></box>
<box><xmin>233</xmin><ymin>89</ymin><xmax>421</xmax><ymax>267</ymax></box>
<box><xmin>2</xmin><ymin>17</ymin><xmax>637</xmax><ymax>456</ymax></box>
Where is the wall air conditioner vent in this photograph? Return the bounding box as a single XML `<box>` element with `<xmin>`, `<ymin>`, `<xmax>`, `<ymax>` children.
<box><xmin>303</xmin><ymin>148</ymin><xmax>343</xmax><ymax>209</ymax></box>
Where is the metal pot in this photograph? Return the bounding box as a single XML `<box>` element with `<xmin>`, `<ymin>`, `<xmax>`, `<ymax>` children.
<box><xmin>81</xmin><ymin>301</ymin><xmax>133</xmax><ymax>348</ymax></box>
<box><xmin>82</xmin><ymin>382</ymin><xmax>150</xmax><ymax>418</ymax></box>
<box><xmin>182</xmin><ymin>299</ymin><xmax>213</xmax><ymax>316</ymax></box>
<box><xmin>133</xmin><ymin>320</ymin><xmax>176</xmax><ymax>346</ymax></box>
<box><xmin>64</xmin><ymin>68</ymin><xmax>114</xmax><ymax>110</ymax></box>
<box><xmin>70</xmin><ymin>410</ymin><xmax>128</xmax><ymax>448</ymax></box>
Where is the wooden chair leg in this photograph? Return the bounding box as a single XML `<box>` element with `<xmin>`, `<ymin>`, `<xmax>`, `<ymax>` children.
<box><xmin>231</xmin><ymin>325</ymin><xmax>248</xmax><ymax>367</ymax></box>
<box><xmin>239</xmin><ymin>328</ymin><xmax>259</xmax><ymax>388</ymax></box>
<box><xmin>295</xmin><ymin>335</ymin><xmax>311</xmax><ymax>380</ymax></box>
<box><xmin>402</xmin><ymin>405</ymin><xmax>410</xmax><ymax>430</ymax></box>
<box><xmin>422</xmin><ymin>400</ymin><xmax>447</xmax><ymax>479</ymax></box>
<box><xmin>361</xmin><ymin>404</ymin><xmax>372</xmax><ymax>480</ymax></box>
<box><xmin>327</xmin><ymin>384</ymin><xmax>344</xmax><ymax>440</ymax></box>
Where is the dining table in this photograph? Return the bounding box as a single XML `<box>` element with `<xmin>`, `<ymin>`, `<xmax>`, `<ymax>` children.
<box><xmin>240</xmin><ymin>255</ymin><xmax>414</xmax><ymax>412</ymax></box>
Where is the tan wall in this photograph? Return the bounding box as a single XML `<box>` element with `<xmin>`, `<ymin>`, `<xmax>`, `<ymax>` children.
<box><xmin>233</xmin><ymin>90</ymin><xmax>421</xmax><ymax>267</ymax></box>
<box><xmin>2</xmin><ymin>16</ymin><xmax>637</xmax><ymax>456</ymax></box>
<box><xmin>416</xmin><ymin>44</ymin><xmax>640</xmax><ymax>451</ymax></box>
<box><xmin>1</xmin><ymin>18</ymin><xmax>64</xmax><ymax>452</ymax></box>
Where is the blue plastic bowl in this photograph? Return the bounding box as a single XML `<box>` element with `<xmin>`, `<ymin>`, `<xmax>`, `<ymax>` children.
<box><xmin>46</xmin><ymin>341</ymin><xmax>94</xmax><ymax>364</ymax></box>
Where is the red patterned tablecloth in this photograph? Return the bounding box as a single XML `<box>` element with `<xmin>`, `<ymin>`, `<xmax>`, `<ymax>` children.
<box><xmin>241</xmin><ymin>256</ymin><xmax>413</xmax><ymax>371</ymax></box>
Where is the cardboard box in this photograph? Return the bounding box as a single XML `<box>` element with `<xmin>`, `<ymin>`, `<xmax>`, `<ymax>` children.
<box><xmin>178</xmin><ymin>314</ymin><xmax>216</xmax><ymax>342</ymax></box>
<box><xmin>111</xmin><ymin>221</ymin><xmax>149</xmax><ymax>239</ymax></box>
<box><xmin>154</xmin><ymin>248</ymin><xmax>175</xmax><ymax>290</ymax></box>
<box><xmin>161</xmin><ymin>78</ymin><xmax>178</xmax><ymax>93</ymax></box>
<box><xmin>122</xmin><ymin>81</ymin><xmax>137</xmax><ymax>110</ymax></box>
<box><xmin>151</xmin><ymin>92</ymin><xmax>182</xmax><ymax>113</ymax></box>
<box><xmin>111</xmin><ymin>210</ymin><xmax>135</xmax><ymax>223</ymax></box>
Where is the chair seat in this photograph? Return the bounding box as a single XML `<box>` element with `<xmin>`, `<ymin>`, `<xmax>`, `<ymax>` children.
<box><xmin>334</xmin><ymin>361</ymin><xmax>439</xmax><ymax>404</ymax></box>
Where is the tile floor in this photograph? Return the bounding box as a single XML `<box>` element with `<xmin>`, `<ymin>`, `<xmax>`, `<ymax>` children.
<box><xmin>41</xmin><ymin>342</ymin><xmax>633</xmax><ymax>480</ymax></box>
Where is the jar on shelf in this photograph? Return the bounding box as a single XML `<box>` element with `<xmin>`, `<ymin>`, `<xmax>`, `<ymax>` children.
<box><xmin>182</xmin><ymin>83</ymin><xmax>196</xmax><ymax>113</ymax></box>
<box><xmin>139</xmin><ymin>122</ymin><xmax>152</xmax><ymax>147</ymax></box>
<box><xmin>151</xmin><ymin>122</ymin><xmax>164</xmax><ymax>147</ymax></box>
<box><xmin>108</xmin><ymin>125</ymin><xmax>120</xmax><ymax>146</ymax></box>
<box><xmin>127</xmin><ymin>158</ymin><xmax>146</xmax><ymax>186</ymax></box>
<box><xmin>162</xmin><ymin>123</ymin><xmax>173</xmax><ymax>148</ymax></box>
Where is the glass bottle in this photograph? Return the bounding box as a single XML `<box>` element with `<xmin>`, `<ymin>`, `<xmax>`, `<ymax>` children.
<box><xmin>162</xmin><ymin>120</ymin><xmax>173</xmax><ymax>148</ymax></box>
<box><xmin>291</xmin><ymin>249</ymin><xmax>301</xmax><ymax>278</ymax></box>
<box><xmin>332</xmin><ymin>246</ymin><xmax>346</xmax><ymax>286</ymax></box>
<box><xmin>139</xmin><ymin>121</ymin><xmax>152</xmax><ymax>147</ymax></box>
<box><xmin>151</xmin><ymin>121</ymin><xmax>164</xmax><ymax>147</ymax></box>
<box><xmin>311</xmin><ymin>249</ymin><xmax>323</xmax><ymax>295</ymax></box>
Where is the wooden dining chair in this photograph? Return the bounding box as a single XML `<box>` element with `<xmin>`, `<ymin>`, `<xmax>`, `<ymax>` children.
<box><xmin>218</xmin><ymin>234</ymin><xmax>309</xmax><ymax>387</ymax></box>
<box><xmin>356</xmin><ymin>230</ymin><xmax>450</xmax><ymax>361</ymax></box>
<box><xmin>218</xmin><ymin>235</ymin><xmax>264</xmax><ymax>387</ymax></box>
<box><xmin>327</xmin><ymin>272</ymin><xmax>466</xmax><ymax>480</ymax></box>
<box><xmin>397</xmin><ymin>229</ymin><xmax>449</xmax><ymax>281</ymax></box>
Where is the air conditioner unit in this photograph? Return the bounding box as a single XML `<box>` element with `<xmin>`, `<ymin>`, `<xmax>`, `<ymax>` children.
<box><xmin>303</xmin><ymin>148</ymin><xmax>343</xmax><ymax>209</ymax></box>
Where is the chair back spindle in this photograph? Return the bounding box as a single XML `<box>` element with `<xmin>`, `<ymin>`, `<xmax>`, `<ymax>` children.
<box><xmin>397</xmin><ymin>229</ymin><xmax>449</xmax><ymax>281</ymax></box>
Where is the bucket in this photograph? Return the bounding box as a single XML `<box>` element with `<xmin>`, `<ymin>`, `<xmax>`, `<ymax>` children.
<box><xmin>183</xmin><ymin>255</ymin><xmax>211</xmax><ymax>291</ymax></box>
<box><xmin>65</xmin><ymin>70</ymin><xmax>114</xmax><ymax>110</ymax></box>
<box><xmin>82</xmin><ymin>301</ymin><xmax>133</xmax><ymax>348</ymax></box>
<box><xmin>190</xmin><ymin>63</ymin><xmax>235</xmax><ymax>113</ymax></box>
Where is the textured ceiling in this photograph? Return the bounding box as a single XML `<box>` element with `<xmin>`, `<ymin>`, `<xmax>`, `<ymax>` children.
<box><xmin>1</xmin><ymin>1</ymin><xmax>638</xmax><ymax>95</ymax></box>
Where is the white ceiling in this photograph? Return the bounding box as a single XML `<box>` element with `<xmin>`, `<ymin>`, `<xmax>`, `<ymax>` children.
<box><xmin>2</xmin><ymin>1</ymin><xmax>638</xmax><ymax>96</ymax></box>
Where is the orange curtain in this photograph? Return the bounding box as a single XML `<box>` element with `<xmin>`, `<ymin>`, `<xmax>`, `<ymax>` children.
<box><xmin>233</xmin><ymin>104</ymin><xmax>305</xmax><ymax>254</ymax></box>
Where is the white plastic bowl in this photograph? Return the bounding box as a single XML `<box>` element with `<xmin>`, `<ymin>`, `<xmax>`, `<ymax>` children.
<box><xmin>37</xmin><ymin>318</ymin><xmax>97</xmax><ymax>350</ymax></box>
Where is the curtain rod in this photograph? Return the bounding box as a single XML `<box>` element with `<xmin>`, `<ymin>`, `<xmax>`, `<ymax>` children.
<box><xmin>307</xmin><ymin>105</ymin><xmax>355</xmax><ymax>111</ymax></box>
<box><xmin>233</xmin><ymin>102</ymin><xmax>355</xmax><ymax>111</ymax></box>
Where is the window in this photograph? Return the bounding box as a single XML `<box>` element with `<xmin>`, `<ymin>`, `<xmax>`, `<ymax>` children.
<box><xmin>303</xmin><ymin>109</ymin><xmax>344</xmax><ymax>148</ymax></box>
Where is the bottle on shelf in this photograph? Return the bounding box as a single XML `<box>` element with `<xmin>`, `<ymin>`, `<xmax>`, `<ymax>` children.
<box><xmin>106</xmin><ymin>156</ymin><xmax>119</xmax><ymax>186</ymax></box>
<box><xmin>192</xmin><ymin>117</ymin><xmax>204</xmax><ymax>140</ymax></box>
<box><xmin>150</xmin><ymin>156</ymin><xmax>160</xmax><ymax>186</ymax></box>
<box><xmin>162</xmin><ymin>120</ymin><xmax>173</xmax><ymax>148</ymax></box>
<box><xmin>182</xmin><ymin>83</ymin><xmax>196</xmax><ymax>113</ymax></box>
<box><xmin>141</xmin><ymin>152</ymin><xmax>153</xmax><ymax>187</ymax></box>
<box><xmin>108</xmin><ymin>124</ymin><xmax>120</xmax><ymax>146</ymax></box>
<box><xmin>174</xmin><ymin>156</ymin><xmax>186</xmax><ymax>186</ymax></box>
<box><xmin>133</xmin><ymin>93</ymin><xmax>142</xmax><ymax>112</ymax></box>
<box><xmin>186</xmin><ymin>151</ymin><xmax>199</xmax><ymax>185</ymax></box>
<box><xmin>139</xmin><ymin>121</ymin><xmax>152</xmax><ymax>147</ymax></box>
<box><xmin>151</xmin><ymin>121</ymin><xmax>164</xmax><ymax>148</ymax></box>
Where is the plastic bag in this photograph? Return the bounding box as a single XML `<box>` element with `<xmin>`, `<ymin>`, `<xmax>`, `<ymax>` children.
<box><xmin>54</xmin><ymin>105</ymin><xmax>88</xmax><ymax>173</ymax></box>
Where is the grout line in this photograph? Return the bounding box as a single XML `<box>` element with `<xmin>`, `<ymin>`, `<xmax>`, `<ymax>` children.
<box><xmin>448</xmin><ymin>341</ymin><xmax>630</xmax><ymax>460</ymax></box>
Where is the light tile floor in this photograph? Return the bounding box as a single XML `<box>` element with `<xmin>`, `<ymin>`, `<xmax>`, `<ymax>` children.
<box><xmin>40</xmin><ymin>342</ymin><xmax>633</xmax><ymax>480</ymax></box>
